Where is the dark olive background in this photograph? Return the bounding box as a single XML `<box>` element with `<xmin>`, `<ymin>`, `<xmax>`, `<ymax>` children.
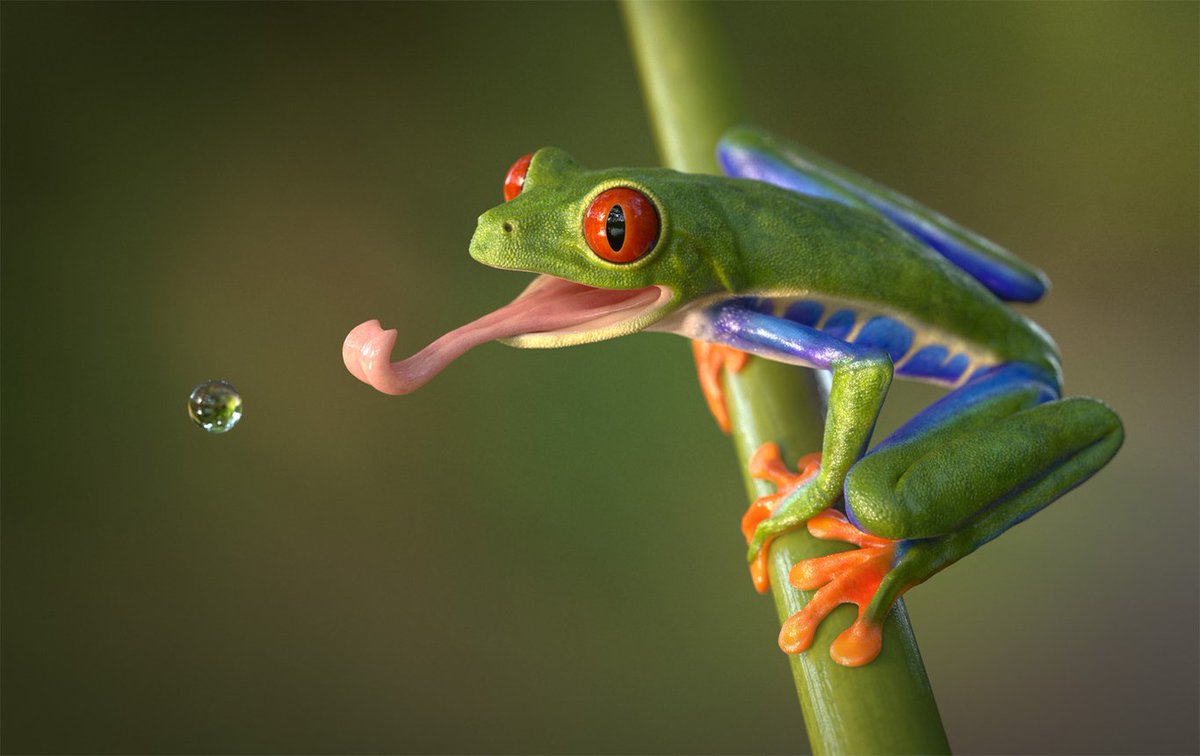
<box><xmin>3</xmin><ymin>2</ymin><xmax>1196</xmax><ymax>754</ymax></box>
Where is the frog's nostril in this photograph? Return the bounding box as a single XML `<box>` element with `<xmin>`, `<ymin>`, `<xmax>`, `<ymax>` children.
<box><xmin>502</xmin><ymin>221</ymin><xmax>515</xmax><ymax>233</ymax></box>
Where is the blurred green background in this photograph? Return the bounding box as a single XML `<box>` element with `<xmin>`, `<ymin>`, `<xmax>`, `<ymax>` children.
<box><xmin>2</xmin><ymin>2</ymin><xmax>1196</xmax><ymax>753</ymax></box>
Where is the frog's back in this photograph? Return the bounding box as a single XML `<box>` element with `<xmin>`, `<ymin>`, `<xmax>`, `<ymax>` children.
<box><xmin>708</xmin><ymin>178</ymin><xmax>1061</xmax><ymax>386</ymax></box>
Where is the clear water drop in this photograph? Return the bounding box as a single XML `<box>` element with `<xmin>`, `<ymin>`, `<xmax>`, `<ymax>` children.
<box><xmin>188</xmin><ymin>380</ymin><xmax>243</xmax><ymax>433</ymax></box>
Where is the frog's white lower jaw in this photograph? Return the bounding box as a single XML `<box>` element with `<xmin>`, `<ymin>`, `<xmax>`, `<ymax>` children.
<box><xmin>343</xmin><ymin>275</ymin><xmax>674</xmax><ymax>395</ymax></box>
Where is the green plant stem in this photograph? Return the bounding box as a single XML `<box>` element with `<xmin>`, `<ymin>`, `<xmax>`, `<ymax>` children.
<box><xmin>620</xmin><ymin>2</ymin><xmax>950</xmax><ymax>753</ymax></box>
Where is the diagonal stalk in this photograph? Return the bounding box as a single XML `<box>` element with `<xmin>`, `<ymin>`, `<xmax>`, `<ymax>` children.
<box><xmin>620</xmin><ymin>2</ymin><xmax>950</xmax><ymax>753</ymax></box>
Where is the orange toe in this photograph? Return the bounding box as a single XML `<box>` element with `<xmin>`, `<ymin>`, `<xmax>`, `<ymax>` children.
<box><xmin>807</xmin><ymin>509</ymin><xmax>893</xmax><ymax>549</ymax></box>
<box><xmin>740</xmin><ymin>443</ymin><xmax>822</xmax><ymax>593</ymax></box>
<box><xmin>692</xmin><ymin>341</ymin><xmax>750</xmax><ymax>433</ymax></box>
<box><xmin>787</xmin><ymin>547</ymin><xmax>877</xmax><ymax>590</ymax></box>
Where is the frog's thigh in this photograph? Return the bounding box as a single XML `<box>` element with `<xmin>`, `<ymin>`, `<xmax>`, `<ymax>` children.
<box><xmin>844</xmin><ymin>363</ymin><xmax>1122</xmax><ymax>541</ymax></box>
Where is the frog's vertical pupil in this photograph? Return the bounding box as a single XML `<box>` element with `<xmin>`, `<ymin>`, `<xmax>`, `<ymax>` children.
<box><xmin>606</xmin><ymin>204</ymin><xmax>626</xmax><ymax>251</ymax></box>
<box><xmin>582</xmin><ymin>187</ymin><xmax>658</xmax><ymax>263</ymax></box>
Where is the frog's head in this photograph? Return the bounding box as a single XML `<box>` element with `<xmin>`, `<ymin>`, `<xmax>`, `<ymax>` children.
<box><xmin>345</xmin><ymin>147</ymin><xmax>729</xmax><ymax>395</ymax></box>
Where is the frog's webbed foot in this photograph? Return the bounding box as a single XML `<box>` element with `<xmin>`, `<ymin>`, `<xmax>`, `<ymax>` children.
<box><xmin>740</xmin><ymin>447</ymin><xmax>934</xmax><ymax>665</ymax></box>
<box><xmin>778</xmin><ymin>510</ymin><xmax>962</xmax><ymax>666</ymax></box>
<box><xmin>778</xmin><ymin>509</ymin><xmax>902</xmax><ymax>666</ymax></box>
<box><xmin>692</xmin><ymin>341</ymin><xmax>749</xmax><ymax>433</ymax></box>
<box><xmin>740</xmin><ymin>442</ymin><xmax>822</xmax><ymax>593</ymax></box>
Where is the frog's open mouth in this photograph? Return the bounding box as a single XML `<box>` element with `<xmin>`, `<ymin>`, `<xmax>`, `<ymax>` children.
<box><xmin>343</xmin><ymin>275</ymin><xmax>674</xmax><ymax>395</ymax></box>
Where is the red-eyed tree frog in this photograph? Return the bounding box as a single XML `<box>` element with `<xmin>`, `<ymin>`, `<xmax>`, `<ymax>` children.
<box><xmin>343</xmin><ymin>126</ymin><xmax>1123</xmax><ymax>667</ymax></box>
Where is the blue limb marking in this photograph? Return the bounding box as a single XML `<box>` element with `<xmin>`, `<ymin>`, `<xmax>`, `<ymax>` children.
<box><xmin>821</xmin><ymin>309</ymin><xmax>857</xmax><ymax>340</ymax></box>
<box><xmin>784</xmin><ymin>300</ymin><xmax>824</xmax><ymax>327</ymax></box>
<box><xmin>897</xmin><ymin>345</ymin><xmax>971</xmax><ymax>383</ymax></box>
<box><xmin>854</xmin><ymin>316</ymin><xmax>914</xmax><ymax>362</ymax></box>
<box><xmin>708</xmin><ymin>300</ymin><xmax>883</xmax><ymax>371</ymax></box>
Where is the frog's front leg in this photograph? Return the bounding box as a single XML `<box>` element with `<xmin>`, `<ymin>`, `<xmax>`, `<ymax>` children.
<box><xmin>782</xmin><ymin>363</ymin><xmax>1123</xmax><ymax>666</ymax></box>
<box><xmin>697</xmin><ymin>300</ymin><xmax>895</xmax><ymax>555</ymax></box>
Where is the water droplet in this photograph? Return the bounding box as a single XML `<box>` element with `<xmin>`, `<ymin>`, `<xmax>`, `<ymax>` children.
<box><xmin>188</xmin><ymin>380</ymin><xmax>243</xmax><ymax>433</ymax></box>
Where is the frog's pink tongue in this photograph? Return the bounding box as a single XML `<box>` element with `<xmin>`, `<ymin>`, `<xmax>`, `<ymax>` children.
<box><xmin>343</xmin><ymin>275</ymin><xmax>662</xmax><ymax>395</ymax></box>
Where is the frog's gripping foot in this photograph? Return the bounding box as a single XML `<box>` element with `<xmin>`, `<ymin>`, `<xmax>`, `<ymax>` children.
<box><xmin>692</xmin><ymin>341</ymin><xmax>749</xmax><ymax>433</ymax></box>
<box><xmin>778</xmin><ymin>509</ymin><xmax>902</xmax><ymax>666</ymax></box>
<box><xmin>741</xmin><ymin>443</ymin><xmax>912</xmax><ymax>665</ymax></box>
<box><xmin>741</xmin><ymin>443</ymin><xmax>821</xmax><ymax>593</ymax></box>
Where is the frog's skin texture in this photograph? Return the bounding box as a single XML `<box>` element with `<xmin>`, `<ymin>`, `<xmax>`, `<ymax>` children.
<box><xmin>343</xmin><ymin>126</ymin><xmax>1123</xmax><ymax>666</ymax></box>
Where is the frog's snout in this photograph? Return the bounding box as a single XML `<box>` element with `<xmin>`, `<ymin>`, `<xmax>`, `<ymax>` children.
<box><xmin>469</xmin><ymin>207</ymin><xmax>519</xmax><ymax>266</ymax></box>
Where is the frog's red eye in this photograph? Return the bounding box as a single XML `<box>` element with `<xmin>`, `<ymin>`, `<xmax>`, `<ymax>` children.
<box><xmin>583</xmin><ymin>187</ymin><xmax>659</xmax><ymax>264</ymax></box>
<box><xmin>503</xmin><ymin>153</ymin><xmax>533</xmax><ymax>201</ymax></box>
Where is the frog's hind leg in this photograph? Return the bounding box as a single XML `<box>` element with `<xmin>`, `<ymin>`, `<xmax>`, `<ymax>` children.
<box><xmin>781</xmin><ymin>362</ymin><xmax>1123</xmax><ymax>666</ymax></box>
<box><xmin>846</xmin><ymin>363</ymin><xmax>1122</xmax><ymax>541</ymax></box>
